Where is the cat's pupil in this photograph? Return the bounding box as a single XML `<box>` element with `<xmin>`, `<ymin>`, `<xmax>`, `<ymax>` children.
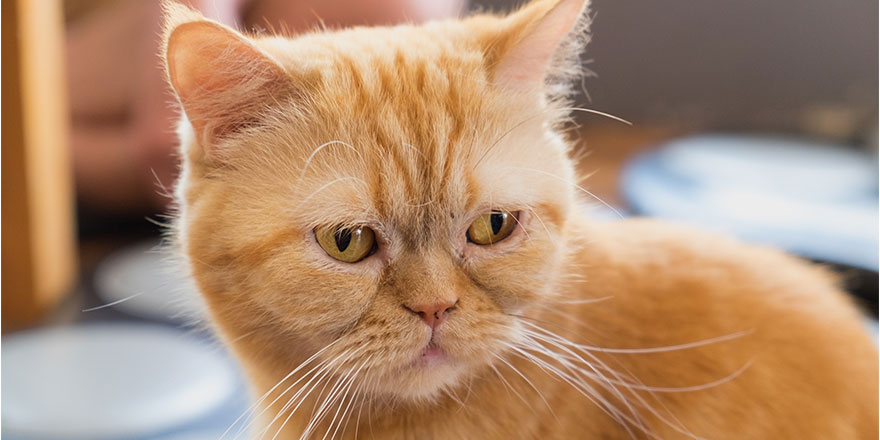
<box><xmin>335</xmin><ymin>229</ymin><xmax>352</xmax><ymax>252</ymax></box>
<box><xmin>490</xmin><ymin>212</ymin><xmax>505</xmax><ymax>235</ymax></box>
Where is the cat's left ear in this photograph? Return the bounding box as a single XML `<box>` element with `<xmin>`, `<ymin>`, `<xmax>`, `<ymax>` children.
<box><xmin>490</xmin><ymin>0</ymin><xmax>590</xmax><ymax>94</ymax></box>
<box><xmin>162</xmin><ymin>2</ymin><xmax>292</xmax><ymax>159</ymax></box>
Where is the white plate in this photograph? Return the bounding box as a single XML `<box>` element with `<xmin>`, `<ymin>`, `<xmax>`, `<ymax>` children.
<box><xmin>622</xmin><ymin>135</ymin><xmax>878</xmax><ymax>270</ymax></box>
<box><xmin>1</xmin><ymin>323</ymin><xmax>237</xmax><ymax>439</ymax></box>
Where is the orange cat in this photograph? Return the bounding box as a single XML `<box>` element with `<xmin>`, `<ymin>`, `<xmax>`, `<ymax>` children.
<box><xmin>162</xmin><ymin>0</ymin><xmax>878</xmax><ymax>438</ymax></box>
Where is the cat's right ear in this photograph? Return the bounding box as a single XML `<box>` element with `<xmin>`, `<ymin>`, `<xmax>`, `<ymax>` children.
<box><xmin>487</xmin><ymin>0</ymin><xmax>589</xmax><ymax>97</ymax></box>
<box><xmin>162</xmin><ymin>2</ymin><xmax>291</xmax><ymax>160</ymax></box>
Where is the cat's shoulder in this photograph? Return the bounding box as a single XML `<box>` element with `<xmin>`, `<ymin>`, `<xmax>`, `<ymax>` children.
<box><xmin>577</xmin><ymin>217</ymin><xmax>814</xmax><ymax>267</ymax></box>
<box><xmin>571</xmin><ymin>217</ymin><xmax>847</xmax><ymax>309</ymax></box>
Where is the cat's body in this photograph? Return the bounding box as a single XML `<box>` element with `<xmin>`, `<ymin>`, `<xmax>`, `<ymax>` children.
<box><xmin>163</xmin><ymin>0</ymin><xmax>878</xmax><ymax>438</ymax></box>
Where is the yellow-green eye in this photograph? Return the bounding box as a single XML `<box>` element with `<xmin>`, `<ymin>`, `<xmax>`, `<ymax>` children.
<box><xmin>467</xmin><ymin>211</ymin><xmax>517</xmax><ymax>245</ymax></box>
<box><xmin>315</xmin><ymin>225</ymin><xmax>376</xmax><ymax>263</ymax></box>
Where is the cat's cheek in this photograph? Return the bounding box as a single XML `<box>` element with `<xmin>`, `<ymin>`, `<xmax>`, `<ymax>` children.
<box><xmin>466</xmin><ymin>244</ymin><xmax>563</xmax><ymax>314</ymax></box>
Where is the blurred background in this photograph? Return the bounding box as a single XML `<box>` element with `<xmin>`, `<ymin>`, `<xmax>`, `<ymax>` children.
<box><xmin>2</xmin><ymin>0</ymin><xmax>877</xmax><ymax>438</ymax></box>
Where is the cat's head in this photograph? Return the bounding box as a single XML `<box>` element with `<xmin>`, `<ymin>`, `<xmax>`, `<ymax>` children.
<box><xmin>165</xmin><ymin>0</ymin><xmax>588</xmax><ymax>401</ymax></box>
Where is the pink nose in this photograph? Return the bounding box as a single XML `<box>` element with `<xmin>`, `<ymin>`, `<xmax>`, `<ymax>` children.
<box><xmin>405</xmin><ymin>300</ymin><xmax>458</xmax><ymax>330</ymax></box>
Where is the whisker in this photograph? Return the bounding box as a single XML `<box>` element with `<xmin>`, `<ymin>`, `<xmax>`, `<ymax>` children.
<box><xmin>298</xmin><ymin>176</ymin><xmax>367</xmax><ymax>206</ymax></box>
<box><xmin>255</xmin><ymin>360</ymin><xmax>334</xmax><ymax>440</ymax></box>
<box><xmin>505</xmin><ymin>208</ymin><xmax>531</xmax><ymax>241</ymax></box>
<box><xmin>597</xmin><ymin>360</ymin><xmax>754</xmax><ymax>393</ymax></box>
<box><xmin>519</xmin><ymin>322</ymin><xmax>703</xmax><ymax>438</ymax></box>
<box><xmin>473</xmin><ymin>105</ymin><xmax>629</xmax><ymax>170</ymax></box>
<box><xmin>507</xmin><ymin>166</ymin><xmax>624</xmax><ymax>219</ymax></box>
<box><xmin>354</xmin><ymin>382</ymin><xmax>368</xmax><ymax>439</ymax></box>
<box><xmin>403</xmin><ymin>199</ymin><xmax>435</xmax><ymax>207</ymax></box>
<box><xmin>320</xmin><ymin>371</ymin><xmax>357</xmax><ymax>440</ymax></box>
<box><xmin>518</xmin><ymin>336</ymin><xmax>648</xmax><ymax>437</ymax></box>
<box><xmin>524</xmin><ymin>207</ymin><xmax>551</xmax><ymax>240</ymax></box>
<box><xmin>555</xmin><ymin>295</ymin><xmax>614</xmax><ymax>305</ymax></box>
<box><xmin>561</xmin><ymin>107</ymin><xmax>632</xmax><ymax>126</ymax></box>
<box><xmin>257</xmin><ymin>347</ymin><xmax>361</xmax><ymax>439</ymax></box>
<box><xmin>268</xmin><ymin>359</ymin><xmax>342</xmax><ymax>440</ymax></box>
<box><xmin>300</xmin><ymin>140</ymin><xmax>362</xmax><ymax>179</ymax></box>
<box><xmin>523</xmin><ymin>320</ymin><xmax>753</xmax><ymax>355</ymax></box>
<box><xmin>149</xmin><ymin>167</ymin><xmax>174</xmax><ymax>200</ymax></box>
<box><xmin>222</xmin><ymin>340</ymin><xmax>339</xmax><ymax>440</ymax></box>
<box><xmin>509</xmin><ymin>345</ymin><xmax>641</xmax><ymax>439</ymax></box>
<box><xmin>488</xmin><ymin>362</ymin><xmax>537</xmax><ymax>415</ymax></box>
<box><xmin>81</xmin><ymin>292</ymin><xmax>146</xmax><ymax>312</ymax></box>
<box><xmin>574</xmin><ymin>330</ymin><xmax>755</xmax><ymax>355</ymax></box>
<box><xmin>493</xmin><ymin>353</ymin><xmax>555</xmax><ymax>417</ymax></box>
<box><xmin>301</xmin><ymin>356</ymin><xmax>370</xmax><ymax>440</ymax></box>
<box><xmin>324</xmin><ymin>357</ymin><xmax>371</xmax><ymax>440</ymax></box>
<box><xmin>288</xmin><ymin>351</ymin><xmax>365</xmax><ymax>439</ymax></box>
<box><xmin>521</xmin><ymin>331</ymin><xmax>663</xmax><ymax>436</ymax></box>
<box><xmin>401</xmin><ymin>142</ymin><xmax>427</xmax><ymax>160</ymax></box>
<box><xmin>336</xmin><ymin>380</ymin><xmax>365</xmax><ymax>440</ymax></box>
<box><xmin>521</xmin><ymin>322</ymin><xmax>723</xmax><ymax>439</ymax></box>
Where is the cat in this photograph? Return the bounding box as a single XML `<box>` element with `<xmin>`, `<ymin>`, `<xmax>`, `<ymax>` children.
<box><xmin>162</xmin><ymin>0</ymin><xmax>878</xmax><ymax>438</ymax></box>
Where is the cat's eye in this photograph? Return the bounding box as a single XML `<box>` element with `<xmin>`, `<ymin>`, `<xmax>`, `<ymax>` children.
<box><xmin>315</xmin><ymin>225</ymin><xmax>376</xmax><ymax>263</ymax></box>
<box><xmin>467</xmin><ymin>211</ymin><xmax>517</xmax><ymax>245</ymax></box>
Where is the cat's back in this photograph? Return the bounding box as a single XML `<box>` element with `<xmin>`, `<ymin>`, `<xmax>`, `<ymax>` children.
<box><xmin>562</xmin><ymin>217</ymin><xmax>878</xmax><ymax>438</ymax></box>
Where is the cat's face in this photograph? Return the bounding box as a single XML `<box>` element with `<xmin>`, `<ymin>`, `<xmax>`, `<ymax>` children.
<box><xmin>166</xmin><ymin>0</ymin><xmax>586</xmax><ymax>401</ymax></box>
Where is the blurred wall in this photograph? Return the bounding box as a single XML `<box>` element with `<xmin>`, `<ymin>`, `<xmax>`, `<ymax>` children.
<box><xmin>474</xmin><ymin>0</ymin><xmax>878</xmax><ymax>138</ymax></box>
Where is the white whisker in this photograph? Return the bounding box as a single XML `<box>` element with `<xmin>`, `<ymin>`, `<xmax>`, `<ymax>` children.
<box><xmin>523</xmin><ymin>330</ymin><xmax>670</xmax><ymax>436</ymax></box>
<box><xmin>300</xmin><ymin>141</ymin><xmax>362</xmax><ymax>179</ymax></box>
<box><xmin>508</xmin><ymin>166</ymin><xmax>624</xmax><ymax>219</ymax></box>
<box><xmin>353</xmin><ymin>382</ymin><xmax>368</xmax><ymax>439</ymax></box>
<box><xmin>505</xmin><ymin>208</ymin><xmax>531</xmax><ymax>241</ymax></box>
<box><xmin>493</xmin><ymin>353</ymin><xmax>555</xmax><ymax>417</ymax></box>
<box><xmin>336</xmin><ymin>380</ymin><xmax>365</xmax><ymax>440</ymax></box>
<box><xmin>223</xmin><ymin>340</ymin><xmax>339</xmax><ymax>440</ymax></box>
<box><xmin>575</xmin><ymin>330</ymin><xmax>755</xmax><ymax>354</ymax></box>
<box><xmin>556</xmin><ymin>295</ymin><xmax>614</xmax><ymax>305</ymax></box>
<box><xmin>524</xmin><ymin>207</ymin><xmax>551</xmax><ymax>239</ymax></box>
<box><xmin>401</xmin><ymin>142</ymin><xmax>427</xmax><ymax>160</ymax></box>
<box><xmin>81</xmin><ymin>292</ymin><xmax>146</xmax><ymax>312</ymax></box>
<box><xmin>517</xmin><ymin>337</ymin><xmax>648</xmax><ymax>438</ymax></box>
<box><xmin>323</xmin><ymin>357</ymin><xmax>371</xmax><ymax>440</ymax></box>
<box><xmin>258</xmin><ymin>347</ymin><xmax>362</xmax><ymax>440</ymax></box>
<box><xmin>473</xmin><ymin>105</ymin><xmax>629</xmax><ymax>170</ymax></box>
<box><xmin>299</xmin><ymin>176</ymin><xmax>366</xmax><ymax>206</ymax></box>
<box><xmin>508</xmin><ymin>345</ymin><xmax>637</xmax><ymax>435</ymax></box>
<box><xmin>520</xmin><ymin>322</ymin><xmax>725</xmax><ymax>439</ymax></box>
<box><xmin>301</xmin><ymin>356</ymin><xmax>370</xmax><ymax>440</ymax></box>
<box><xmin>561</xmin><ymin>107</ymin><xmax>632</xmax><ymax>126</ymax></box>
<box><xmin>488</xmin><ymin>362</ymin><xmax>532</xmax><ymax>411</ymax></box>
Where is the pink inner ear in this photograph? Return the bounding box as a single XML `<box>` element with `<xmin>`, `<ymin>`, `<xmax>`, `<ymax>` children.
<box><xmin>168</xmin><ymin>22</ymin><xmax>275</xmax><ymax>97</ymax></box>
<box><xmin>495</xmin><ymin>0</ymin><xmax>587</xmax><ymax>89</ymax></box>
<box><xmin>166</xmin><ymin>21</ymin><xmax>289</xmax><ymax>151</ymax></box>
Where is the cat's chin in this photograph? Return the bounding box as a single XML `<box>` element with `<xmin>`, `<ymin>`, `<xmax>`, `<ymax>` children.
<box><xmin>385</xmin><ymin>362</ymin><xmax>469</xmax><ymax>402</ymax></box>
<box><xmin>369</xmin><ymin>347</ymin><xmax>470</xmax><ymax>402</ymax></box>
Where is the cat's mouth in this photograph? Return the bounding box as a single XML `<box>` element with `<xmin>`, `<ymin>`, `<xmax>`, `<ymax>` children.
<box><xmin>411</xmin><ymin>340</ymin><xmax>451</xmax><ymax>369</ymax></box>
<box><xmin>419</xmin><ymin>341</ymin><xmax>447</xmax><ymax>365</ymax></box>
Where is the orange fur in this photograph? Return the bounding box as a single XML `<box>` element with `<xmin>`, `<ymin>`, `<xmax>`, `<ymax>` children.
<box><xmin>163</xmin><ymin>0</ymin><xmax>878</xmax><ymax>438</ymax></box>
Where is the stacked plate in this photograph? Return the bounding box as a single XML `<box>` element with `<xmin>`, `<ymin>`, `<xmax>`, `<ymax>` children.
<box><xmin>2</xmin><ymin>323</ymin><xmax>243</xmax><ymax>439</ymax></box>
<box><xmin>622</xmin><ymin>135</ymin><xmax>878</xmax><ymax>270</ymax></box>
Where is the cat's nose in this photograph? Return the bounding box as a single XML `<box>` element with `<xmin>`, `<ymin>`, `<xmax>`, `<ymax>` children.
<box><xmin>404</xmin><ymin>299</ymin><xmax>458</xmax><ymax>330</ymax></box>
